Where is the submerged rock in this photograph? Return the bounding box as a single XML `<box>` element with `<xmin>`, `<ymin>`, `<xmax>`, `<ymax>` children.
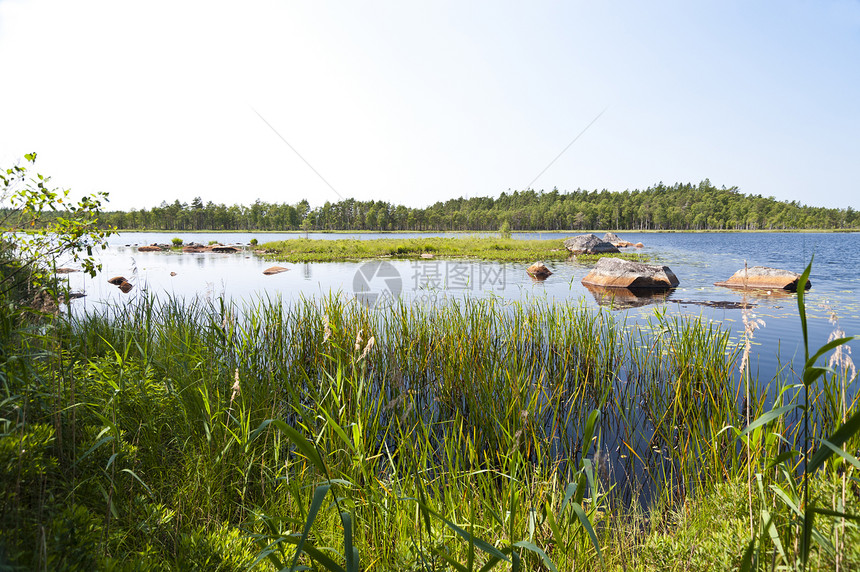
<box><xmin>563</xmin><ymin>234</ymin><xmax>620</xmax><ymax>255</ymax></box>
<box><xmin>209</xmin><ymin>244</ymin><xmax>241</xmax><ymax>253</ymax></box>
<box><xmin>263</xmin><ymin>266</ymin><xmax>289</xmax><ymax>275</ymax></box>
<box><xmin>634</xmin><ymin>242</ymin><xmax>644</xmax><ymax>248</ymax></box>
<box><xmin>526</xmin><ymin>261</ymin><xmax>552</xmax><ymax>279</ymax></box>
<box><xmin>714</xmin><ymin>266</ymin><xmax>810</xmax><ymax>291</ymax></box>
<box><xmin>107</xmin><ymin>276</ymin><xmax>126</xmax><ymax>285</ymax></box>
<box><xmin>118</xmin><ymin>281</ymin><xmax>134</xmax><ymax>293</ymax></box>
<box><xmin>581</xmin><ymin>257</ymin><xmax>679</xmax><ymax>290</ymax></box>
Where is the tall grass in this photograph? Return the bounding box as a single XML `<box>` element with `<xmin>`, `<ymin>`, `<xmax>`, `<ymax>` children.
<box><xmin>0</xmin><ymin>278</ymin><xmax>858</xmax><ymax>569</ymax></box>
<box><xmin>260</xmin><ymin>236</ymin><xmax>647</xmax><ymax>263</ymax></box>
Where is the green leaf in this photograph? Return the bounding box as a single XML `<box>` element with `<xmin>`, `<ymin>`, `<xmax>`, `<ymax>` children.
<box><xmin>796</xmin><ymin>258</ymin><xmax>813</xmax><ymax>361</ymax></box>
<box><xmin>75</xmin><ymin>428</ymin><xmax>113</xmax><ymax>466</ymax></box>
<box><xmin>581</xmin><ymin>409</ymin><xmax>601</xmax><ymax>461</ymax></box>
<box><xmin>741</xmin><ymin>404</ymin><xmax>796</xmax><ymax>435</ymax></box>
<box><xmin>291</xmin><ymin>484</ymin><xmax>331</xmax><ymax>571</ymax></box>
<box><xmin>342</xmin><ymin>510</ymin><xmax>359</xmax><ymax>572</ymax></box>
<box><xmin>121</xmin><ymin>468</ymin><xmax>154</xmax><ymax>498</ymax></box>
<box><xmin>571</xmin><ymin>501</ymin><xmax>603</xmax><ymax>566</ymax></box>
<box><xmin>258</xmin><ymin>419</ymin><xmax>327</xmax><ymax>474</ymax></box>
<box><xmin>819</xmin><ymin>439</ymin><xmax>860</xmax><ymax>472</ymax></box>
<box><xmin>513</xmin><ymin>540</ymin><xmax>558</xmax><ymax>572</ymax></box>
<box><xmin>419</xmin><ymin>504</ymin><xmax>509</xmax><ymax>563</ymax></box>
<box><xmin>807</xmin><ymin>407</ymin><xmax>860</xmax><ymax>474</ymax></box>
<box><xmin>805</xmin><ymin>336</ymin><xmax>856</xmax><ymax>374</ymax></box>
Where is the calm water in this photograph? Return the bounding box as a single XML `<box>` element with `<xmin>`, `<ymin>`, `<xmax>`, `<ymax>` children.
<box><xmin>60</xmin><ymin>231</ymin><xmax>859</xmax><ymax>502</ymax></box>
<box><xmin>65</xmin><ymin>231</ymin><xmax>859</xmax><ymax>383</ymax></box>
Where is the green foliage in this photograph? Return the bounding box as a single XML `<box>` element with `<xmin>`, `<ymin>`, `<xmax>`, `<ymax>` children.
<box><xmin>723</xmin><ymin>259</ymin><xmax>860</xmax><ymax>570</ymax></box>
<box><xmin>0</xmin><ymin>258</ymin><xmax>857</xmax><ymax>568</ymax></box>
<box><xmin>91</xmin><ymin>181</ymin><xmax>859</xmax><ymax>231</ymax></box>
<box><xmin>171</xmin><ymin>237</ymin><xmax>183</xmax><ymax>247</ymax></box>
<box><xmin>499</xmin><ymin>219</ymin><xmax>512</xmax><ymax>238</ymax></box>
<box><xmin>0</xmin><ymin>152</ymin><xmax>115</xmax><ymax>302</ymax></box>
<box><xmin>249</xmin><ymin>238</ymin><xmax>258</xmax><ymax>246</ymax></box>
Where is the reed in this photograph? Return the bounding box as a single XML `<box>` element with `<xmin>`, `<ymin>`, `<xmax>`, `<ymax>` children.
<box><xmin>0</xmin><ymin>273</ymin><xmax>857</xmax><ymax>569</ymax></box>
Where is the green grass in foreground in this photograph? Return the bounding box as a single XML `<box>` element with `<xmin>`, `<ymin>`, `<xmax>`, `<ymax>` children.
<box><xmin>260</xmin><ymin>237</ymin><xmax>648</xmax><ymax>262</ymax></box>
<box><xmin>1</xmin><ymin>278</ymin><xmax>858</xmax><ymax>569</ymax></box>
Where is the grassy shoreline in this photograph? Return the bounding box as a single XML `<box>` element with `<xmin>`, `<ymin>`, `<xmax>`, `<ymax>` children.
<box><xmin>1</xmin><ymin>294</ymin><xmax>857</xmax><ymax>569</ymax></box>
<box><xmin>259</xmin><ymin>236</ymin><xmax>648</xmax><ymax>262</ymax></box>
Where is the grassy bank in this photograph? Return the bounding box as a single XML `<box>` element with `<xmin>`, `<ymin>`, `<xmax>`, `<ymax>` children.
<box><xmin>1</xmin><ymin>288</ymin><xmax>858</xmax><ymax>569</ymax></box>
<box><xmin>260</xmin><ymin>237</ymin><xmax>647</xmax><ymax>263</ymax></box>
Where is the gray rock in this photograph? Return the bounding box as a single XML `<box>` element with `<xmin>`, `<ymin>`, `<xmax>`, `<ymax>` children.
<box><xmin>602</xmin><ymin>232</ymin><xmax>634</xmax><ymax>247</ymax></box>
<box><xmin>563</xmin><ymin>234</ymin><xmax>620</xmax><ymax>255</ymax></box>
<box><xmin>715</xmin><ymin>266</ymin><xmax>810</xmax><ymax>291</ymax></box>
<box><xmin>581</xmin><ymin>257</ymin><xmax>679</xmax><ymax>289</ymax></box>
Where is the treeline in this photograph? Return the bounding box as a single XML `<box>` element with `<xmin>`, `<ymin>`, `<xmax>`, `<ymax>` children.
<box><xmin>92</xmin><ymin>180</ymin><xmax>860</xmax><ymax>231</ymax></box>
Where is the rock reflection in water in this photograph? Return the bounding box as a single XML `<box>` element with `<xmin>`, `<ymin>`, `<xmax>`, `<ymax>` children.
<box><xmin>583</xmin><ymin>283</ymin><xmax>673</xmax><ymax>309</ymax></box>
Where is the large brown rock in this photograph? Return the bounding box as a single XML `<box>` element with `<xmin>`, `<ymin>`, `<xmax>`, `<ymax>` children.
<box><xmin>581</xmin><ymin>257</ymin><xmax>679</xmax><ymax>290</ymax></box>
<box><xmin>564</xmin><ymin>234</ymin><xmax>620</xmax><ymax>255</ymax></box>
<box><xmin>714</xmin><ymin>266</ymin><xmax>810</xmax><ymax>291</ymax></box>
<box><xmin>183</xmin><ymin>243</ymin><xmax>208</xmax><ymax>253</ymax></box>
<box><xmin>118</xmin><ymin>280</ymin><xmax>134</xmax><ymax>293</ymax></box>
<box><xmin>263</xmin><ymin>266</ymin><xmax>289</xmax><ymax>275</ymax></box>
<box><xmin>138</xmin><ymin>244</ymin><xmax>166</xmax><ymax>252</ymax></box>
<box><xmin>107</xmin><ymin>276</ymin><xmax>126</xmax><ymax>285</ymax></box>
<box><xmin>526</xmin><ymin>261</ymin><xmax>552</xmax><ymax>279</ymax></box>
<box><xmin>602</xmin><ymin>232</ymin><xmax>634</xmax><ymax>248</ymax></box>
<box><xmin>209</xmin><ymin>244</ymin><xmax>241</xmax><ymax>253</ymax></box>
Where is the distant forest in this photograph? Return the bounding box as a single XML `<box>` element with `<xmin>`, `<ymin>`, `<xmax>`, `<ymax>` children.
<box><xmin>94</xmin><ymin>180</ymin><xmax>859</xmax><ymax>232</ymax></box>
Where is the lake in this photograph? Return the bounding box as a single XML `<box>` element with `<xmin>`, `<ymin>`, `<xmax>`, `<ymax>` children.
<box><xmin>64</xmin><ymin>231</ymin><xmax>859</xmax><ymax>384</ymax></box>
<box><xmin>60</xmin><ymin>230</ymin><xmax>860</xmax><ymax>505</ymax></box>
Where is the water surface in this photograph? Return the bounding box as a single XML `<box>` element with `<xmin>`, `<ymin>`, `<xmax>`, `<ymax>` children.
<box><xmin>66</xmin><ymin>231</ymin><xmax>859</xmax><ymax>384</ymax></box>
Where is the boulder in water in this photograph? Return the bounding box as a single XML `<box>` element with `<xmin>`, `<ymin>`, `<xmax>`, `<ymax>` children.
<box><xmin>602</xmin><ymin>232</ymin><xmax>634</xmax><ymax>247</ymax></box>
<box><xmin>563</xmin><ymin>234</ymin><xmax>620</xmax><ymax>255</ymax></box>
<box><xmin>581</xmin><ymin>257</ymin><xmax>679</xmax><ymax>290</ymax></box>
<box><xmin>263</xmin><ymin>266</ymin><xmax>289</xmax><ymax>275</ymax></box>
<box><xmin>714</xmin><ymin>266</ymin><xmax>810</xmax><ymax>291</ymax></box>
<box><xmin>526</xmin><ymin>261</ymin><xmax>552</xmax><ymax>279</ymax></box>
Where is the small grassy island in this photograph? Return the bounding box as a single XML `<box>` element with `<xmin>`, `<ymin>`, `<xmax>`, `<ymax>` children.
<box><xmin>260</xmin><ymin>236</ymin><xmax>647</xmax><ymax>263</ymax></box>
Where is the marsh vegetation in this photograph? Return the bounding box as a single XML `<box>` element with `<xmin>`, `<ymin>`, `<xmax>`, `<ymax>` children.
<box><xmin>259</xmin><ymin>236</ymin><xmax>645</xmax><ymax>263</ymax></box>
<box><xmin>1</xmin><ymin>283</ymin><xmax>858</xmax><ymax>570</ymax></box>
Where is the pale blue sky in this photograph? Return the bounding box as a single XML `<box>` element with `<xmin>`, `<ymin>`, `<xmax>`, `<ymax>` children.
<box><xmin>1</xmin><ymin>1</ymin><xmax>858</xmax><ymax>210</ymax></box>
